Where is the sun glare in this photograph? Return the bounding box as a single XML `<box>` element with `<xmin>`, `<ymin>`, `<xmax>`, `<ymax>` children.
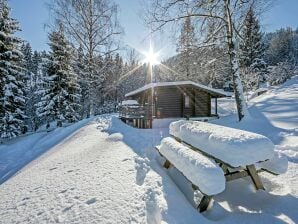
<box><xmin>143</xmin><ymin>44</ymin><xmax>160</xmax><ymax>65</ymax></box>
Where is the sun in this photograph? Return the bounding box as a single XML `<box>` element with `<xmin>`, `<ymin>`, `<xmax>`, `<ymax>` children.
<box><xmin>143</xmin><ymin>44</ymin><xmax>160</xmax><ymax>65</ymax></box>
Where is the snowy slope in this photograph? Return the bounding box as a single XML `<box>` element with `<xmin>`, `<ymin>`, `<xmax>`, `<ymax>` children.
<box><xmin>0</xmin><ymin>118</ymin><xmax>93</xmax><ymax>184</ymax></box>
<box><xmin>215</xmin><ymin>76</ymin><xmax>298</xmax><ymax>162</ymax></box>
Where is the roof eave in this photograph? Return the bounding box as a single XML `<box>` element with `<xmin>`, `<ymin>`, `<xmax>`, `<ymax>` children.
<box><xmin>125</xmin><ymin>82</ymin><xmax>232</xmax><ymax>98</ymax></box>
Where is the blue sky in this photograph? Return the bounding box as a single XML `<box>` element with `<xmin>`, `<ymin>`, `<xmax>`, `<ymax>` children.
<box><xmin>9</xmin><ymin>0</ymin><xmax>298</xmax><ymax>58</ymax></box>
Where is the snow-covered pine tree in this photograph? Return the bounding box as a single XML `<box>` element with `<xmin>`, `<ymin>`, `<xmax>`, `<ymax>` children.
<box><xmin>0</xmin><ymin>0</ymin><xmax>26</xmax><ymax>139</ymax></box>
<box><xmin>21</xmin><ymin>42</ymin><xmax>33</xmax><ymax>74</ymax></box>
<box><xmin>36</xmin><ymin>25</ymin><xmax>81</xmax><ymax>128</ymax></box>
<box><xmin>239</xmin><ymin>7</ymin><xmax>267</xmax><ymax>90</ymax></box>
<box><xmin>74</xmin><ymin>45</ymin><xmax>89</xmax><ymax>119</ymax></box>
<box><xmin>32</xmin><ymin>50</ymin><xmax>42</xmax><ymax>81</ymax></box>
<box><xmin>21</xmin><ymin>42</ymin><xmax>37</xmax><ymax>131</ymax></box>
<box><xmin>176</xmin><ymin>16</ymin><xmax>197</xmax><ymax>80</ymax></box>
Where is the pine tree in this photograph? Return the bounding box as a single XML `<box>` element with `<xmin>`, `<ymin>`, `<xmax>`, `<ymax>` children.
<box><xmin>0</xmin><ymin>0</ymin><xmax>26</xmax><ymax>139</ymax></box>
<box><xmin>21</xmin><ymin>42</ymin><xmax>37</xmax><ymax>131</ymax></box>
<box><xmin>32</xmin><ymin>50</ymin><xmax>41</xmax><ymax>80</ymax></box>
<box><xmin>239</xmin><ymin>8</ymin><xmax>267</xmax><ymax>89</ymax></box>
<box><xmin>36</xmin><ymin>25</ymin><xmax>81</xmax><ymax>128</ymax></box>
<box><xmin>74</xmin><ymin>45</ymin><xmax>88</xmax><ymax>118</ymax></box>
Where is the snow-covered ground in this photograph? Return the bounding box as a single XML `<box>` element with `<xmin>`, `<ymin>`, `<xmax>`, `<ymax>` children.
<box><xmin>0</xmin><ymin>77</ymin><xmax>298</xmax><ymax>223</ymax></box>
<box><xmin>0</xmin><ymin>118</ymin><xmax>93</xmax><ymax>184</ymax></box>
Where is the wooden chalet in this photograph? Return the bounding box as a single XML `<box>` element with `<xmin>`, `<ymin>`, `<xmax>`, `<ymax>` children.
<box><xmin>119</xmin><ymin>81</ymin><xmax>230</xmax><ymax>128</ymax></box>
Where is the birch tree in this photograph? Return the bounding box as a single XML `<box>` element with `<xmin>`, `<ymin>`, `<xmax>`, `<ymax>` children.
<box><xmin>144</xmin><ymin>0</ymin><xmax>266</xmax><ymax>121</ymax></box>
<box><xmin>177</xmin><ymin>16</ymin><xmax>197</xmax><ymax>79</ymax></box>
<box><xmin>49</xmin><ymin>0</ymin><xmax>122</xmax><ymax>116</ymax></box>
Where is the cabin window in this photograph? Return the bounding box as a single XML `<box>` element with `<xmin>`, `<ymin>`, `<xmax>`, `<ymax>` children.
<box><xmin>184</xmin><ymin>93</ymin><xmax>190</xmax><ymax>108</ymax></box>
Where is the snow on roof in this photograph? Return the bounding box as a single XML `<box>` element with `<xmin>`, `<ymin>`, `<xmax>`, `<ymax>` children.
<box><xmin>125</xmin><ymin>81</ymin><xmax>231</xmax><ymax>97</ymax></box>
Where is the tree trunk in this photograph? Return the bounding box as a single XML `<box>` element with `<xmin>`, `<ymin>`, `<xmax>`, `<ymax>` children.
<box><xmin>224</xmin><ymin>0</ymin><xmax>248</xmax><ymax>121</ymax></box>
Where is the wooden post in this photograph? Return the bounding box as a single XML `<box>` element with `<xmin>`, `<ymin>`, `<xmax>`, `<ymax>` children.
<box><xmin>142</xmin><ymin>119</ymin><xmax>145</xmax><ymax>129</ymax></box>
<box><xmin>215</xmin><ymin>97</ymin><xmax>218</xmax><ymax>115</ymax></box>
<box><xmin>163</xmin><ymin>160</ymin><xmax>171</xmax><ymax>169</ymax></box>
<box><xmin>246</xmin><ymin>164</ymin><xmax>265</xmax><ymax>190</ymax></box>
<box><xmin>133</xmin><ymin>119</ymin><xmax>137</xmax><ymax>128</ymax></box>
<box><xmin>198</xmin><ymin>195</ymin><xmax>212</xmax><ymax>213</ymax></box>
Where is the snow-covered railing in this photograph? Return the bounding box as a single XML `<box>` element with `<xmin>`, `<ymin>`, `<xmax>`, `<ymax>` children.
<box><xmin>156</xmin><ymin>120</ymin><xmax>288</xmax><ymax>212</ymax></box>
<box><xmin>118</xmin><ymin>104</ymin><xmax>153</xmax><ymax>119</ymax></box>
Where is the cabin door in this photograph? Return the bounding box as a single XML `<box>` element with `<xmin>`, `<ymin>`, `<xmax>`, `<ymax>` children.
<box><xmin>182</xmin><ymin>92</ymin><xmax>195</xmax><ymax>118</ymax></box>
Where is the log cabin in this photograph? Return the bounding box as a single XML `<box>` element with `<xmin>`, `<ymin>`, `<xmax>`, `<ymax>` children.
<box><xmin>119</xmin><ymin>81</ymin><xmax>230</xmax><ymax>128</ymax></box>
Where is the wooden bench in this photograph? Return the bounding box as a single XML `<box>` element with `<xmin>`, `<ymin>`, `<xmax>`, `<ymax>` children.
<box><xmin>155</xmin><ymin>121</ymin><xmax>286</xmax><ymax>212</ymax></box>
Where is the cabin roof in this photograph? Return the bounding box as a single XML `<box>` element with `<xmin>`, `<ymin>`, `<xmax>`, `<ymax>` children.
<box><xmin>125</xmin><ymin>81</ymin><xmax>232</xmax><ymax>98</ymax></box>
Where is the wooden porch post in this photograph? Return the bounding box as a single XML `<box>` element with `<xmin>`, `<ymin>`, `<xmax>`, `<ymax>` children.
<box><xmin>215</xmin><ymin>98</ymin><xmax>218</xmax><ymax>115</ymax></box>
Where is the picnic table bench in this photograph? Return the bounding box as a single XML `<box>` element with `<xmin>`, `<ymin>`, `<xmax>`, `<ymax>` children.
<box><xmin>156</xmin><ymin>120</ymin><xmax>288</xmax><ymax>212</ymax></box>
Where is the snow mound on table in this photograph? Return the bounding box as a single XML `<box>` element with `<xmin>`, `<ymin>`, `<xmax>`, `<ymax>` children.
<box><xmin>169</xmin><ymin>120</ymin><xmax>193</xmax><ymax>139</ymax></box>
<box><xmin>159</xmin><ymin>137</ymin><xmax>225</xmax><ymax>195</ymax></box>
<box><xmin>178</xmin><ymin>122</ymin><xmax>275</xmax><ymax>167</ymax></box>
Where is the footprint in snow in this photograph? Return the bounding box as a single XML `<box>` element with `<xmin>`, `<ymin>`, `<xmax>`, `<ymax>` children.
<box><xmin>144</xmin><ymin>189</ymin><xmax>162</xmax><ymax>224</ymax></box>
<box><xmin>37</xmin><ymin>211</ymin><xmax>43</xmax><ymax>216</ymax></box>
<box><xmin>122</xmin><ymin>158</ymin><xmax>131</xmax><ymax>162</ymax></box>
<box><xmin>59</xmin><ymin>189</ymin><xmax>68</xmax><ymax>194</ymax></box>
<box><xmin>62</xmin><ymin>205</ymin><xmax>74</xmax><ymax>213</ymax></box>
<box><xmin>86</xmin><ymin>198</ymin><xmax>97</xmax><ymax>205</ymax></box>
<box><xmin>134</xmin><ymin>157</ymin><xmax>150</xmax><ymax>186</ymax></box>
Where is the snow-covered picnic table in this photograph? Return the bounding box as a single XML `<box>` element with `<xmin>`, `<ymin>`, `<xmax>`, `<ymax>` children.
<box><xmin>156</xmin><ymin>120</ymin><xmax>288</xmax><ymax>212</ymax></box>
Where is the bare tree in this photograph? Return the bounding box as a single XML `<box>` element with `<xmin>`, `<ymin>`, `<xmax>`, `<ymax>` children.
<box><xmin>143</xmin><ymin>0</ymin><xmax>268</xmax><ymax>121</ymax></box>
<box><xmin>49</xmin><ymin>0</ymin><xmax>122</xmax><ymax>116</ymax></box>
<box><xmin>177</xmin><ymin>16</ymin><xmax>197</xmax><ymax>78</ymax></box>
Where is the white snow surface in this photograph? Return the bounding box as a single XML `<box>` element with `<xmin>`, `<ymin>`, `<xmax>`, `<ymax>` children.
<box><xmin>0</xmin><ymin>77</ymin><xmax>298</xmax><ymax>223</ymax></box>
<box><xmin>177</xmin><ymin>121</ymin><xmax>275</xmax><ymax>167</ymax></box>
<box><xmin>0</xmin><ymin>116</ymin><xmax>207</xmax><ymax>224</ymax></box>
<box><xmin>159</xmin><ymin>137</ymin><xmax>225</xmax><ymax>195</ymax></box>
<box><xmin>0</xmin><ymin>118</ymin><xmax>93</xmax><ymax>184</ymax></box>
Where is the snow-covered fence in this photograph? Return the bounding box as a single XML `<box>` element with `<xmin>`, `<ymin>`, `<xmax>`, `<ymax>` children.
<box><xmin>156</xmin><ymin>120</ymin><xmax>288</xmax><ymax>212</ymax></box>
